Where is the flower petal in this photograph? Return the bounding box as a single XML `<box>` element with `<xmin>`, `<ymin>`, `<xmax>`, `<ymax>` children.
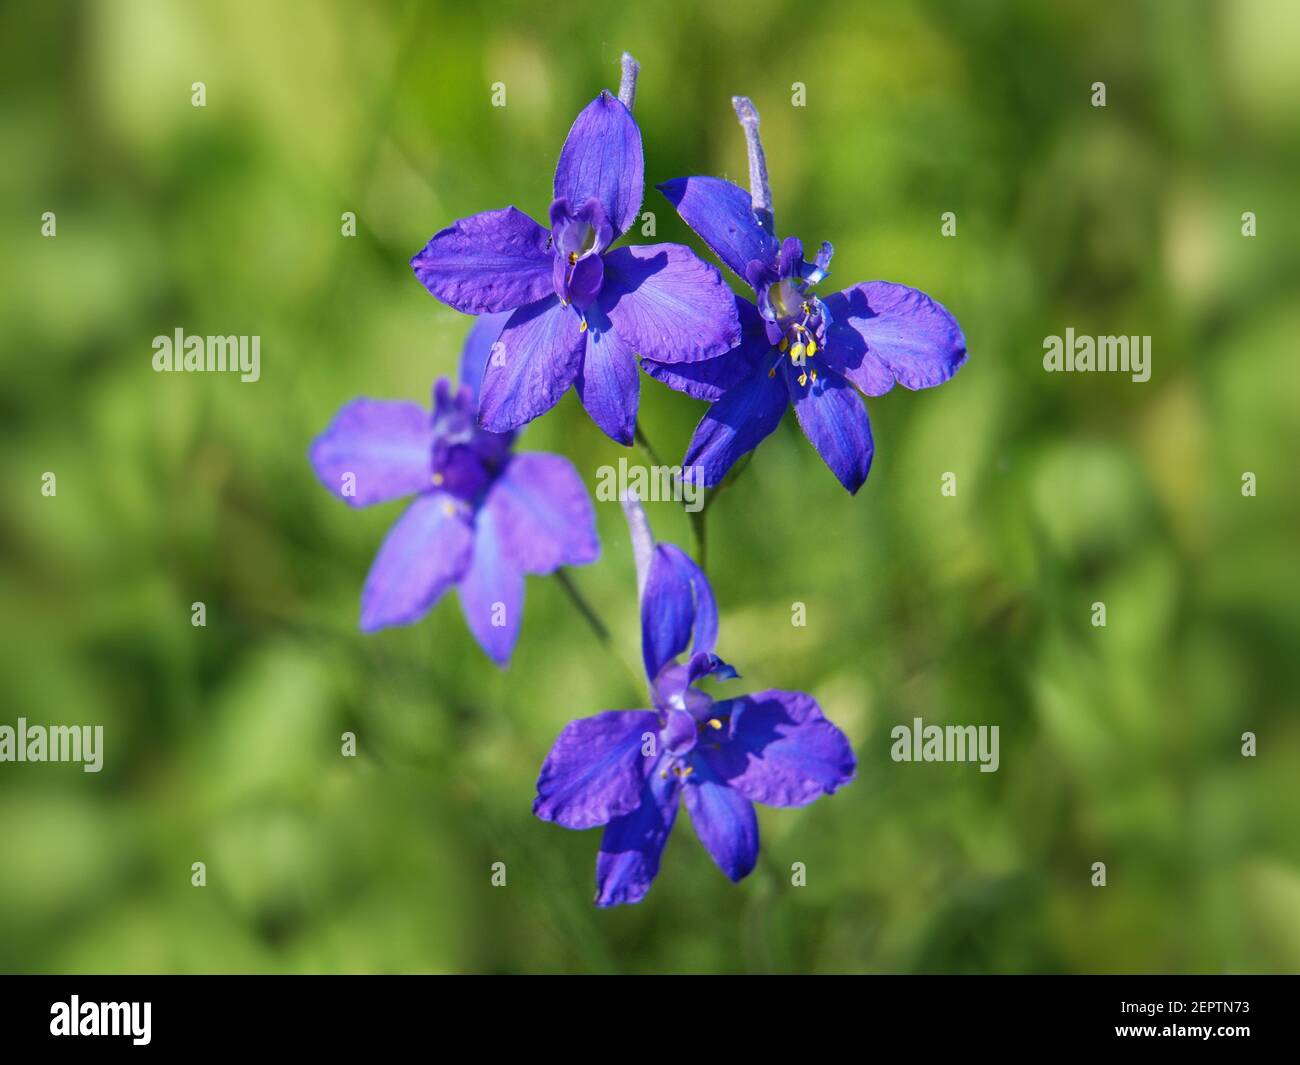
<box><xmin>534</xmin><ymin>710</ymin><xmax>660</xmax><ymax>829</ymax></box>
<box><xmin>576</xmin><ymin>312</ymin><xmax>639</xmax><ymax>444</ymax></box>
<box><xmin>641</xmin><ymin>296</ymin><xmax>770</xmax><ymax>401</ymax></box>
<box><xmin>309</xmin><ymin>398</ymin><xmax>433</xmax><ymax>508</ymax></box>
<box><xmin>359</xmin><ymin>492</ymin><xmax>474</xmax><ymax>632</ymax></box>
<box><xmin>821</xmin><ymin>281</ymin><xmax>967</xmax><ymax>396</ymax></box>
<box><xmin>595</xmin><ymin>764</ymin><xmax>680</xmax><ymax>906</ymax></box>
<box><xmin>456</xmin><ymin>501</ymin><xmax>524</xmax><ymax>666</ymax></box>
<box><xmin>705</xmin><ymin>689</ymin><xmax>856</xmax><ymax>807</ymax></box>
<box><xmin>656</xmin><ymin>176</ymin><xmax>779</xmax><ymax>283</ymax></box>
<box><xmin>600</xmin><ymin>244</ymin><xmax>741</xmax><ymax>364</ymax></box>
<box><xmin>787</xmin><ymin>364</ymin><xmax>874</xmax><ymax>494</ymax></box>
<box><xmin>553</xmin><ymin>91</ymin><xmax>644</xmax><ymax>238</ymax></box>
<box><xmin>681</xmin><ymin>360</ymin><xmax>788</xmax><ymax>488</ymax></box>
<box><xmin>478</xmin><ymin>296</ymin><xmax>586</xmax><ymax>434</ymax></box>
<box><xmin>484</xmin><ymin>452</ymin><xmax>599</xmax><ymax>574</ymax></box>
<box><xmin>641</xmin><ymin>542</ymin><xmax>718</xmax><ymax>679</ymax></box>
<box><xmin>411</xmin><ymin>207</ymin><xmax>554</xmax><ymax>315</ymax></box>
<box><xmin>460</xmin><ymin>311</ymin><xmax>513</xmax><ymax>404</ymax></box>
<box><xmin>683</xmin><ymin>758</ymin><xmax>759</xmax><ymax>882</ymax></box>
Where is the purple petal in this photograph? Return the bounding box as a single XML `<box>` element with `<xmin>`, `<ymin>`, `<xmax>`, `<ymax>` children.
<box><xmin>683</xmin><ymin>759</ymin><xmax>759</xmax><ymax>881</ymax></box>
<box><xmin>456</xmin><ymin>501</ymin><xmax>524</xmax><ymax>666</ymax></box>
<box><xmin>681</xmin><ymin>360</ymin><xmax>788</xmax><ymax>488</ymax></box>
<box><xmin>704</xmin><ymin>689</ymin><xmax>856</xmax><ymax>807</ymax></box>
<box><xmin>641</xmin><ymin>296</ymin><xmax>770</xmax><ymax>402</ymax></box>
<box><xmin>576</xmin><ymin>313</ymin><xmax>639</xmax><ymax>444</ymax></box>
<box><xmin>595</xmin><ymin>764</ymin><xmax>680</xmax><ymax>906</ymax></box>
<box><xmin>359</xmin><ymin>492</ymin><xmax>474</xmax><ymax>632</ymax></box>
<box><xmin>787</xmin><ymin>364</ymin><xmax>874</xmax><ymax>494</ymax></box>
<box><xmin>478</xmin><ymin>296</ymin><xmax>586</xmax><ymax>434</ymax></box>
<box><xmin>600</xmin><ymin>244</ymin><xmax>741</xmax><ymax>364</ymax></box>
<box><xmin>775</xmin><ymin>236</ymin><xmax>804</xmax><ymax>278</ymax></box>
<box><xmin>460</xmin><ymin>311</ymin><xmax>513</xmax><ymax>404</ymax></box>
<box><xmin>821</xmin><ymin>281</ymin><xmax>967</xmax><ymax>396</ymax></box>
<box><xmin>411</xmin><ymin>207</ymin><xmax>554</xmax><ymax>315</ymax></box>
<box><xmin>309</xmin><ymin>398</ymin><xmax>433</xmax><ymax>508</ymax></box>
<box><xmin>484</xmin><ymin>452</ymin><xmax>599</xmax><ymax>574</ymax></box>
<box><xmin>656</xmin><ymin>176</ymin><xmax>780</xmax><ymax>283</ymax></box>
<box><xmin>534</xmin><ymin>710</ymin><xmax>660</xmax><ymax>830</ymax></box>
<box><xmin>641</xmin><ymin>543</ymin><xmax>718</xmax><ymax>679</ymax></box>
<box><xmin>553</xmin><ymin>91</ymin><xmax>644</xmax><ymax>239</ymax></box>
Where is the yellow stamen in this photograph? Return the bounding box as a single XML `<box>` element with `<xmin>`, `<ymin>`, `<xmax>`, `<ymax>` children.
<box><xmin>810</xmin><ymin>371</ymin><xmax>818</xmax><ymax>382</ymax></box>
<box><xmin>432</xmin><ymin>472</ymin><xmax>444</xmax><ymax>486</ymax></box>
<box><xmin>568</xmin><ymin>252</ymin><xmax>578</xmax><ymax>265</ymax></box>
<box><xmin>579</xmin><ymin>319</ymin><xmax>588</xmax><ymax>332</ymax></box>
<box><xmin>707</xmin><ymin>718</ymin><xmax>722</xmax><ymax>730</ymax></box>
<box><xmin>798</xmin><ymin>373</ymin><xmax>808</xmax><ymax>386</ymax></box>
<box><xmin>807</xmin><ymin>340</ymin><xmax>817</xmax><ymax>357</ymax></box>
<box><xmin>789</xmin><ymin>342</ymin><xmax>805</xmax><ymax>360</ymax></box>
<box><xmin>778</xmin><ymin>337</ymin><xmax>788</xmax><ymax>352</ymax></box>
<box><xmin>442</xmin><ymin>501</ymin><xmax>456</xmax><ymax>517</ymax></box>
<box><xmin>768</xmin><ymin>367</ymin><xmax>776</xmax><ymax>378</ymax></box>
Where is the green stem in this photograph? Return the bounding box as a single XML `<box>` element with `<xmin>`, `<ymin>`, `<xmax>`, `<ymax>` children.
<box><xmin>555</xmin><ymin>568</ymin><xmax>610</xmax><ymax>642</ymax></box>
<box><xmin>689</xmin><ymin>450</ymin><xmax>755</xmax><ymax>571</ymax></box>
<box><xmin>554</xmin><ymin>568</ymin><xmax>643</xmax><ymax>691</ymax></box>
<box><xmin>689</xmin><ymin>507</ymin><xmax>708</xmax><ymax>573</ymax></box>
<box><xmin>633</xmin><ymin>421</ymin><xmax>664</xmax><ymax>468</ymax></box>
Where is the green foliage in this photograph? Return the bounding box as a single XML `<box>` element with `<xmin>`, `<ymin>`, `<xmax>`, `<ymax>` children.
<box><xmin>1</xmin><ymin>0</ymin><xmax>1297</xmax><ymax>973</ymax></box>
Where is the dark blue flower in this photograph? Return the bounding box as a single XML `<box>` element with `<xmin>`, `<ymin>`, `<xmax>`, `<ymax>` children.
<box><xmin>308</xmin><ymin>315</ymin><xmax>599</xmax><ymax>664</ymax></box>
<box><xmin>533</xmin><ymin>494</ymin><xmax>856</xmax><ymax>905</ymax></box>
<box><xmin>410</xmin><ymin>89</ymin><xmax>741</xmax><ymax>445</ymax></box>
<box><xmin>649</xmin><ymin>99</ymin><xmax>968</xmax><ymax>493</ymax></box>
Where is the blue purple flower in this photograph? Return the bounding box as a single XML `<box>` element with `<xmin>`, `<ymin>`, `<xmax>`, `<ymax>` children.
<box><xmin>411</xmin><ymin>86</ymin><xmax>741</xmax><ymax>445</ymax></box>
<box><xmin>533</xmin><ymin>494</ymin><xmax>855</xmax><ymax>905</ymax></box>
<box><xmin>649</xmin><ymin>97</ymin><xmax>968</xmax><ymax>493</ymax></box>
<box><xmin>308</xmin><ymin>316</ymin><xmax>599</xmax><ymax>664</ymax></box>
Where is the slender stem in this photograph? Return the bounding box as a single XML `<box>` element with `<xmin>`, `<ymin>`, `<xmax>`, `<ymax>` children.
<box><xmin>689</xmin><ymin>508</ymin><xmax>708</xmax><ymax>572</ymax></box>
<box><xmin>555</xmin><ymin>567</ymin><xmax>644</xmax><ymax>692</ymax></box>
<box><xmin>618</xmin><ymin>52</ymin><xmax>640</xmax><ymax>111</ymax></box>
<box><xmin>555</xmin><ymin>568</ymin><xmax>611</xmax><ymax>644</ymax></box>
<box><xmin>731</xmin><ymin>96</ymin><xmax>774</xmax><ymax>234</ymax></box>
<box><xmin>705</xmin><ymin>450</ymin><xmax>754</xmax><ymax>515</ymax></box>
<box><xmin>636</xmin><ymin>419</ymin><xmax>710</xmax><ymax>570</ymax></box>
<box><xmin>633</xmin><ymin>420</ymin><xmax>663</xmax><ymax>468</ymax></box>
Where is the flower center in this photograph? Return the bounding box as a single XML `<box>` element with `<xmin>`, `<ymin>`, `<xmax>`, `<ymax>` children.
<box><xmin>768</xmin><ymin>296</ymin><xmax>828</xmax><ymax>388</ymax></box>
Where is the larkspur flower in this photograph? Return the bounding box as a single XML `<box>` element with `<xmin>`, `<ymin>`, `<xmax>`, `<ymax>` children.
<box><xmin>308</xmin><ymin>315</ymin><xmax>598</xmax><ymax>664</ymax></box>
<box><xmin>648</xmin><ymin>97</ymin><xmax>968</xmax><ymax>493</ymax></box>
<box><xmin>533</xmin><ymin>493</ymin><xmax>855</xmax><ymax>906</ymax></box>
<box><xmin>410</xmin><ymin>58</ymin><xmax>741</xmax><ymax>446</ymax></box>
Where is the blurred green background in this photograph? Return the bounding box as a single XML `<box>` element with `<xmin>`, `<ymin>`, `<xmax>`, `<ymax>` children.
<box><xmin>2</xmin><ymin>0</ymin><xmax>1298</xmax><ymax>974</ymax></box>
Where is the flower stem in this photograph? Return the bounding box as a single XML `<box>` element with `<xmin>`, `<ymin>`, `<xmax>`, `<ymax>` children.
<box><xmin>690</xmin><ymin>450</ymin><xmax>756</xmax><ymax>572</ymax></box>
<box><xmin>633</xmin><ymin>420</ymin><xmax>663</xmax><ymax>467</ymax></box>
<box><xmin>555</xmin><ymin>567</ymin><xmax>611</xmax><ymax>644</ymax></box>
<box><xmin>731</xmin><ymin>96</ymin><xmax>774</xmax><ymax>234</ymax></box>
<box><xmin>618</xmin><ymin>52</ymin><xmax>640</xmax><ymax>111</ymax></box>
<box><xmin>555</xmin><ymin>567</ymin><xmax>644</xmax><ymax>692</ymax></box>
